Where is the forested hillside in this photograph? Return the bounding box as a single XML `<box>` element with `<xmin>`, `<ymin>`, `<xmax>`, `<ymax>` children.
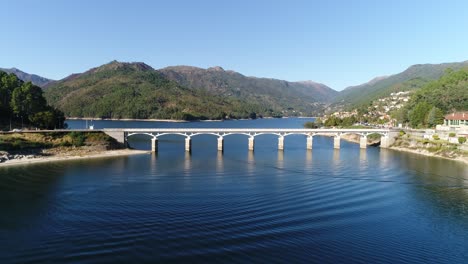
<box><xmin>0</xmin><ymin>71</ymin><xmax>65</xmax><ymax>130</ymax></box>
<box><xmin>44</xmin><ymin>61</ymin><xmax>337</xmax><ymax>120</ymax></box>
<box><xmin>333</xmin><ymin>61</ymin><xmax>468</xmax><ymax>110</ymax></box>
<box><xmin>159</xmin><ymin>66</ymin><xmax>336</xmax><ymax>114</ymax></box>
<box><xmin>393</xmin><ymin>68</ymin><xmax>468</xmax><ymax>128</ymax></box>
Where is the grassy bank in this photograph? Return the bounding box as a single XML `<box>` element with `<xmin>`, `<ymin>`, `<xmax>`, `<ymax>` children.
<box><xmin>0</xmin><ymin>132</ymin><xmax>122</xmax><ymax>152</ymax></box>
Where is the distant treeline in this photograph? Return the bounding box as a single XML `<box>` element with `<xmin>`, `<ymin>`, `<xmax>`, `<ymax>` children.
<box><xmin>0</xmin><ymin>71</ymin><xmax>66</xmax><ymax>130</ymax></box>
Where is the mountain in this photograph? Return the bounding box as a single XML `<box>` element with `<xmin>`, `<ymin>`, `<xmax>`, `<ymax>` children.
<box><xmin>333</xmin><ymin>61</ymin><xmax>468</xmax><ymax>110</ymax></box>
<box><xmin>397</xmin><ymin>68</ymin><xmax>468</xmax><ymax>127</ymax></box>
<box><xmin>44</xmin><ymin>61</ymin><xmax>338</xmax><ymax>120</ymax></box>
<box><xmin>159</xmin><ymin>65</ymin><xmax>337</xmax><ymax>113</ymax></box>
<box><xmin>0</xmin><ymin>67</ymin><xmax>53</xmax><ymax>87</ymax></box>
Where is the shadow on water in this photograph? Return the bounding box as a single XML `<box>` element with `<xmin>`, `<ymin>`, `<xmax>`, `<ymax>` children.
<box><xmin>387</xmin><ymin>150</ymin><xmax>468</xmax><ymax>224</ymax></box>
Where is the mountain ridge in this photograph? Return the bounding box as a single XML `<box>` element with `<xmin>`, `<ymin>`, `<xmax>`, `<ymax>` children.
<box><xmin>43</xmin><ymin>61</ymin><xmax>337</xmax><ymax>120</ymax></box>
<box><xmin>0</xmin><ymin>67</ymin><xmax>53</xmax><ymax>87</ymax></box>
<box><xmin>332</xmin><ymin>60</ymin><xmax>468</xmax><ymax>110</ymax></box>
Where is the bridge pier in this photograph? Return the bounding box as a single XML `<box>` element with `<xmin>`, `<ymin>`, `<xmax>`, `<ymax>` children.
<box><xmin>278</xmin><ymin>136</ymin><xmax>284</xmax><ymax>150</ymax></box>
<box><xmin>334</xmin><ymin>135</ymin><xmax>341</xmax><ymax>149</ymax></box>
<box><xmin>217</xmin><ymin>136</ymin><xmax>224</xmax><ymax>152</ymax></box>
<box><xmin>380</xmin><ymin>136</ymin><xmax>390</xmax><ymax>148</ymax></box>
<box><xmin>151</xmin><ymin>137</ymin><xmax>158</xmax><ymax>152</ymax></box>
<box><xmin>185</xmin><ymin>137</ymin><xmax>192</xmax><ymax>152</ymax></box>
<box><xmin>248</xmin><ymin>136</ymin><xmax>255</xmax><ymax>151</ymax></box>
<box><xmin>307</xmin><ymin>135</ymin><xmax>313</xmax><ymax>150</ymax></box>
<box><xmin>360</xmin><ymin>135</ymin><xmax>367</xmax><ymax>149</ymax></box>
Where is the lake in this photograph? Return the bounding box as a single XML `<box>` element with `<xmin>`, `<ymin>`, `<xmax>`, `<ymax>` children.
<box><xmin>0</xmin><ymin>118</ymin><xmax>467</xmax><ymax>263</ymax></box>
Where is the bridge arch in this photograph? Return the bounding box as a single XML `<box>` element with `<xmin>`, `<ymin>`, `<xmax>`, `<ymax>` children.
<box><xmin>126</xmin><ymin>132</ymin><xmax>157</xmax><ymax>139</ymax></box>
<box><xmin>223</xmin><ymin>132</ymin><xmax>255</xmax><ymax>138</ymax></box>
<box><xmin>190</xmin><ymin>133</ymin><xmax>222</xmax><ymax>138</ymax></box>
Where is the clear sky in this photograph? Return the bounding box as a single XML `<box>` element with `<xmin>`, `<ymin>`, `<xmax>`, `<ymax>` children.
<box><xmin>1</xmin><ymin>0</ymin><xmax>468</xmax><ymax>90</ymax></box>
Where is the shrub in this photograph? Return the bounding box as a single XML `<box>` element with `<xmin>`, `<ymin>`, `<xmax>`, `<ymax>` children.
<box><xmin>304</xmin><ymin>121</ymin><xmax>318</xmax><ymax>128</ymax></box>
<box><xmin>399</xmin><ymin>130</ymin><xmax>406</xmax><ymax>136</ymax></box>
<box><xmin>459</xmin><ymin>137</ymin><xmax>467</xmax><ymax>144</ymax></box>
<box><xmin>432</xmin><ymin>134</ymin><xmax>439</xmax><ymax>140</ymax></box>
<box><xmin>368</xmin><ymin>133</ymin><xmax>381</xmax><ymax>140</ymax></box>
<box><xmin>69</xmin><ymin>132</ymin><xmax>85</xmax><ymax>147</ymax></box>
<box><xmin>449</xmin><ymin>132</ymin><xmax>456</xmax><ymax>137</ymax></box>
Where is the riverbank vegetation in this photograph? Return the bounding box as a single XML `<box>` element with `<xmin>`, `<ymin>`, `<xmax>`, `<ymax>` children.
<box><xmin>0</xmin><ymin>71</ymin><xmax>66</xmax><ymax>131</ymax></box>
<box><xmin>0</xmin><ymin>132</ymin><xmax>121</xmax><ymax>151</ymax></box>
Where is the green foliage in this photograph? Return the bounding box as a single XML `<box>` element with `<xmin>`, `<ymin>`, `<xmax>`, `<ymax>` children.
<box><xmin>426</xmin><ymin>106</ymin><xmax>444</xmax><ymax>127</ymax></box>
<box><xmin>304</xmin><ymin>121</ymin><xmax>318</xmax><ymax>128</ymax></box>
<box><xmin>408</xmin><ymin>102</ymin><xmax>432</xmax><ymax>128</ymax></box>
<box><xmin>401</xmin><ymin>68</ymin><xmax>468</xmax><ymax>128</ymax></box>
<box><xmin>11</xmin><ymin>82</ymin><xmax>47</xmax><ymax>117</ymax></box>
<box><xmin>368</xmin><ymin>133</ymin><xmax>381</xmax><ymax>141</ymax></box>
<box><xmin>432</xmin><ymin>134</ymin><xmax>439</xmax><ymax>140</ymax></box>
<box><xmin>69</xmin><ymin>132</ymin><xmax>85</xmax><ymax>147</ymax></box>
<box><xmin>449</xmin><ymin>132</ymin><xmax>456</xmax><ymax>137</ymax></box>
<box><xmin>324</xmin><ymin>116</ymin><xmax>342</xmax><ymax>127</ymax></box>
<box><xmin>323</xmin><ymin>115</ymin><xmax>358</xmax><ymax>127</ymax></box>
<box><xmin>44</xmin><ymin>61</ymin><xmax>337</xmax><ymax>120</ymax></box>
<box><xmin>333</xmin><ymin>61</ymin><xmax>468</xmax><ymax>110</ymax></box>
<box><xmin>399</xmin><ymin>130</ymin><xmax>406</xmax><ymax>136</ymax></box>
<box><xmin>459</xmin><ymin>137</ymin><xmax>467</xmax><ymax>144</ymax></box>
<box><xmin>0</xmin><ymin>70</ymin><xmax>66</xmax><ymax>130</ymax></box>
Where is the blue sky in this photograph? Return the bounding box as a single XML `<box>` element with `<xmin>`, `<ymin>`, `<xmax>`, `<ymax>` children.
<box><xmin>1</xmin><ymin>0</ymin><xmax>468</xmax><ymax>90</ymax></box>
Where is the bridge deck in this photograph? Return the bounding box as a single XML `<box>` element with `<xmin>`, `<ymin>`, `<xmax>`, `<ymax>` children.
<box><xmin>104</xmin><ymin>128</ymin><xmax>391</xmax><ymax>133</ymax></box>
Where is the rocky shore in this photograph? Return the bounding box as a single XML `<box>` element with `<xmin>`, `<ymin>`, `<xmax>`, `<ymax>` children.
<box><xmin>390</xmin><ymin>135</ymin><xmax>468</xmax><ymax>165</ymax></box>
<box><xmin>0</xmin><ymin>151</ymin><xmax>39</xmax><ymax>163</ymax></box>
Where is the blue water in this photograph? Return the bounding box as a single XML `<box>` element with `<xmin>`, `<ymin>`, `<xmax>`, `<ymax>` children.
<box><xmin>0</xmin><ymin>118</ymin><xmax>467</xmax><ymax>263</ymax></box>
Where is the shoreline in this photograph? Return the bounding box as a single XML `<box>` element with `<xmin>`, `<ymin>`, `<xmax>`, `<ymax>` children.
<box><xmin>66</xmin><ymin>117</ymin><xmax>188</xmax><ymax>122</ymax></box>
<box><xmin>389</xmin><ymin>146</ymin><xmax>468</xmax><ymax>165</ymax></box>
<box><xmin>0</xmin><ymin>149</ymin><xmax>150</xmax><ymax>167</ymax></box>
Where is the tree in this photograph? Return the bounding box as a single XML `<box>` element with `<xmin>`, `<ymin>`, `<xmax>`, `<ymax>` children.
<box><xmin>408</xmin><ymin>102</ymin><xmax>432</xmax><ymax>128</ymax></box>
<box><xmin>29</xmin><ymin>111</ymin><xmax>55</xmax><ymax>129</ymax></box>
<box><xmin>304</xmin><ymin>121</ymin><xmax>318</xmax><ymax>128</ymax></box>
<box><xmin>426</xmin><ymin>106</ymin><xmax>444</xmax><ymax>127</ymax></box>
<box><xmin>0</xmin><ymin>73</ymin><xmax>22</xmax><ymax>117</ymax></box>
<box><xmin>324</xmin><ymin>116</ymin><xmax>342</xmax><ymax>127</ymax></box>
<box><xmin>10</xmin><ymin>82</ymin><xmax>47</xmax><ymax>119</ymax></box>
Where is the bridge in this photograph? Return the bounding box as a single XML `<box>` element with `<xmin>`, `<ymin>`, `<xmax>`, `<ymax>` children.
<box><xmin>102</xmin><ymin>128</ymin><xmax>398</xmax><ymax>152</ymax></box>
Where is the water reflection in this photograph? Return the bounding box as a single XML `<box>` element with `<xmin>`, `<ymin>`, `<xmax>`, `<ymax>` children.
<box><xmin>277</xmin><ymin>150</ymin><xmax>284</xmax><ymax>170</ymax></box>
<box><xmin>379</xmin><ymin>148</ymin><xmax>391</xmax><ymax>168</ymax></box>
<box><xmin>305</xmin><ymin>150</ymin><xmax>312</xmax><ymax>170</ymax></box>
<box><xmin>359</xmin><ymin>149</ymin><xmax>368</xmax><ymax>173</ymax></box>
<box><xmin>216</xmin><ymin>151</ymin><xmax>224</xmax><ymax>174</ymax></box>
<box><xmin>184</xmin><ymin>152</ymin><xmax>191</xmax><ymax>176</ymax></box>
<box><xmin>149</xmin><ymin>152</ymin><xmax>157</xmax><ymax>175</ymax></box>
<box><xmin>247</xmin><ymin>150</ymin><xmax>255</xmax><ymax>175</ymax></box>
